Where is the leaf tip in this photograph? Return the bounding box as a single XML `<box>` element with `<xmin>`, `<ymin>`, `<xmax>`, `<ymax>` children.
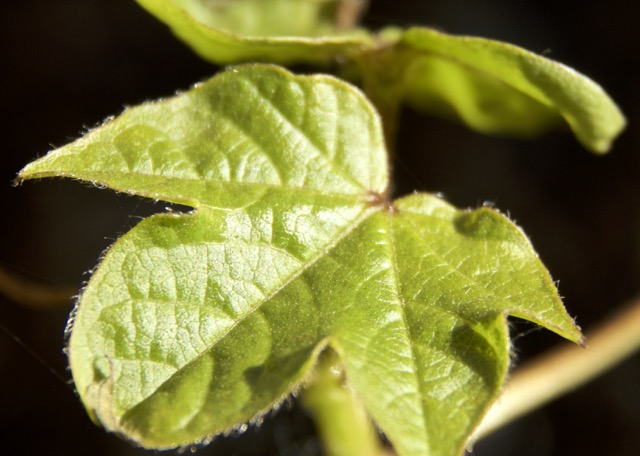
<box><xmin>12</xmin><ymin>173</ymin><xmax>24</xmax><ymax>187</ymax></box>
<box><xmin>581</xmin><ymin>127</ymin><xmax>625</xmax><ymax>155</ymax></box>
<box><xmin>565</xmin><ymin>320</ymin><xmax>586</xmax><ymax>347</ymax></box>
<box><xmin>15</xmin><ymin>160</ymin><xmax>41</xmax><ymax>185</ymax></box>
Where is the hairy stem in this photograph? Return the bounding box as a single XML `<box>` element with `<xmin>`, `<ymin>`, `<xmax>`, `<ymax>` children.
<box><xmin>474</xmin><ymin>295</ymin><xmax>640</xmax><ymax>440</ymax></box>
<box><xmin>301</xmin><ymin>348</ymin><xmax>385</xmax><ymax>456</ymax></box>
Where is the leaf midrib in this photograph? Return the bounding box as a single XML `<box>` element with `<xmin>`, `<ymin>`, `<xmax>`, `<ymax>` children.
<box><xmin>385</xmin><ymin>211</ymin><xmax>431</xmax><ymax>455</ymax></box>
<box><xmin>20</xmin><ymin>170</ymin><xmax>371</xmax><ymax>209</ymax></box>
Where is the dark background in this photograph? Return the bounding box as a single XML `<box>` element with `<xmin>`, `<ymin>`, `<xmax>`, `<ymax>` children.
<box><xmin>1</xmin><ymin>1</ymin><xmax>638</xmax><ymax>455</ymax></box>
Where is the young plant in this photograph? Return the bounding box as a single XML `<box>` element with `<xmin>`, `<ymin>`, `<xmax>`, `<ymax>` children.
<box><xmin>17</xmin><ymin>1</ymin><xmax>625</xmax><ymax>455</ymax></box>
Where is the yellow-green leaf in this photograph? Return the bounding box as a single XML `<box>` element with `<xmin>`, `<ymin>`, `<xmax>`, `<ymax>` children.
<box><xmin>393</xmin><ymin>27</ymin><xmax>626</xmax><ymax>153</ymax></box>
<box><xmin>19</xmin><ymin>65</ymin><xmax>582</xmax><ymax>456</ymax></box>
<box><xmin>130</xmin><ymin>2</ymin><xmax>625</xmax><ymax>152</ymax></box>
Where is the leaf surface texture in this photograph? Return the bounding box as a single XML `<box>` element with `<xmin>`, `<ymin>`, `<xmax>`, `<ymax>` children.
<box><xmin>19</xmin><ymin>65</ymin><xmax>582</xmax><ymax>456</ymax></box>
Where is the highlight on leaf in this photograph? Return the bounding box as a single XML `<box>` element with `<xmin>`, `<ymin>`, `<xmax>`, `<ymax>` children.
<box><xmin>19</xmin><ymin>64</ymin><xmax>583</xmax><ymax>456</ymax></box>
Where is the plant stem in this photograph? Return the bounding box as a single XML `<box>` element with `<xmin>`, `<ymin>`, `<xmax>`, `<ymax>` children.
<box><xmin>336</xmin><ymin>0</ymin><xmax>369</xmax><ymax>30</ymax></box>
<box><xmin>358</xmin><ymin>50</ymin><xmax>402</xmax><ymax>157</ymax></box>
<box><xmin>301</xmin><ymin>348</ymin><xmax>386</xmax><ymax>456</ymax></box>
<box><xmin>0</xmin><ymin>265</ymin><xmax>74</xmax><ymax>309</ymax></box>
<box><xmin>345</xmin><ymin>33</ymin><xmax>404</xmax><ymax>203</ymax></box>
<box><xmin>473</xmin><ymin>295</ymin><xmax>640</xmax><ymax>440</ymax></box>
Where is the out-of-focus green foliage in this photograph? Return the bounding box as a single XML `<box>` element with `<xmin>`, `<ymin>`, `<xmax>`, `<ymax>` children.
<box><xmin>135</xmin><ymin>0</ymin><xmax>625</xmax><ymax>152</ymax></box>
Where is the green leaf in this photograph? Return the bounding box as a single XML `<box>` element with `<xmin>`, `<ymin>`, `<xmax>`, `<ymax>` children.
<box><xmin>19</xmin><ymin>65</ymin><xmax>582</xmax><ymax>455</ymax></box>
<box><xmin>129</xmin><ymin>2</ymin><xmax>624</xmax><ymax>151</ymax></box>
<box><xmin>134</xmin><ymin>0</ymin><xmax>372</xmax><ymax>65</ymax></box>
<box><xmin>386</xmin><ymin>27</ymin><xmax>625</xmax><ymax>153</ymax></box>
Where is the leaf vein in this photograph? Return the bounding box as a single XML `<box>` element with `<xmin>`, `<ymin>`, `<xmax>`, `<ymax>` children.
<box><xmin>399</xmin><ymin>212</ymin><xmax>512</xmax><ymax>320</ymax></box>
<box><xmin>240</xmin><ymin>75</ymin><xmax>367</xmax><ymax>192</ymax></box>
<box><xmin>124</xmin><ymin>206</ymin><xmax>375</xmax><ymax>411</ymax></box>
<box><xmin>386</xmin><ymin>213</ymin><xmax>429</xmax><ymax>442</ymax></box>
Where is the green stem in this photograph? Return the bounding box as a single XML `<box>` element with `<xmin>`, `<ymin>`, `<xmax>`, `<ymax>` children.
<box><xmin>352</xmin><ymin>30</ymin><xmax>406</xmax><ymax>201</ymax></box>
<box><xmin>359</xmin><ymin>52</ymin><xmax>401</xmax><ymax>153</ymax></box>
<box><xmin>360</xmin><ymin>64</ymin><xmax>401</xmax><ymax>202</ymax></box>
<box><xmin>301</xmin><ymin>348</ymin><xmax>385</xmax><ymax>456</ymax></box>
<box><xmin>474</xmin><ymin>294</ymin><xmax>640</xmax><ymax>440</ymax></box>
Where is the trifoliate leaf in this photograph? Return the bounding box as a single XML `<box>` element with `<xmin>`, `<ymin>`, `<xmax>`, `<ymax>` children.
<box><xmin>390</xmin><ymin>27</ymin><xmax>625</xmax><ymax>153</ymax></box>
<box><xmin>134</xmin><ymin>0</ymin><xmax>373</xmax><ymax>65</ymax></box>
<box><xmin>18</xmin><ymin>64</ymin><xmax>582</xmax><ymax>456</ymax></box>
